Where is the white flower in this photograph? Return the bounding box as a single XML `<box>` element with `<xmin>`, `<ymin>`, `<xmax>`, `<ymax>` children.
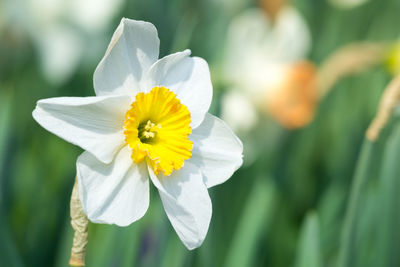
<box><xmin>222</xmin><ymin>5</ymin><xmax>313</xmax><ymax>131</ymax></box>
<box><xmin>3</xmin><ymin>0</ymin><xmax>123</xmax><ymax>84</ymax></box>
<box><xmin>32</xmin><ymin>18</ymin><xmax>243</xmax><ymax>250</ymax></box>
<box><xmin>221</xmin><ymin>90</ymin><xmax>258</xmax><ymax>134</ymax></box>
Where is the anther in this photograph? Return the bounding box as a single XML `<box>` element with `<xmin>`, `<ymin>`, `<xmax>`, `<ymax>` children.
<box><xmin>145</xmin><ymin>120</ymin><xmax>155</xmax><ymax>131</ymax></box>
<box><xmin>143</xmin><ymin>131</ymin><xmax>155</xmax><ymax>138</ymax></box>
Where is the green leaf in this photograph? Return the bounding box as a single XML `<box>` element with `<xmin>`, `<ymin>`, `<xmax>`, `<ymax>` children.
<box><xmin>0</xmin><ymin>211</ymin><xmax>24</xmax><ymax>267</ymax></box>
<box><xmin>294</xmin><ymin>211</ymin><xmax>322</xmax><ymax>267</ymax></box>
<box><xmin>223</xmin><ymin>176</ymin><xmax>277</xmax><ymax>267</ymax></box>
<box><xmin>0</xmin><ymin>89</ymin><xmax>12</xmax><ymax>180</ymax></box>
<box><xmin>337</xmin><ymin>140</ymin><xmax>376</xmax><ymax>267</ymax></box>
<box><xmin>374</xmin><ymin>122</ymin><xmax>400</xmax><ymax>267</ymax></box>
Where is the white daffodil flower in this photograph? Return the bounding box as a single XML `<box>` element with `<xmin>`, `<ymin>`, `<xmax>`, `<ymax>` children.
<box><xmin>221</xmin><ymin>90</ymin><xmax>258</xmax><ymax>133</ymax></box>
<box><xmin>3</xmin><ymin>0</ymin><xmax>123</xmax><ymax>84</ymax></box>
<box><xmin>222</xmin><ymin>5</ymin><xmax>312</xmax><ymax>132</ymax></box>
<box><xmin>32</xmin><ymin>18</ymin><xmax>243</xmax><ymax>250</ymax></box>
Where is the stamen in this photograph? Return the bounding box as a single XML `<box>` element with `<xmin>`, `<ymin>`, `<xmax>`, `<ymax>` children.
<box><xmin>143</xmin><ymin>131</ymin><xmax>155</xmax><ymax>138</ymax></box>
<box><xmin>138</xmin><ymin>119</ymin><xmax>159</xmax><ymax>143</ymax></box>
<box><xmin>144</xmin><ymin>120</ymin><xmax>155</xmax><ymax>131</ymax></box>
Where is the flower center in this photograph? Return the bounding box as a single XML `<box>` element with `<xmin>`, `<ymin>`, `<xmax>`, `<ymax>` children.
<box><xmin>123</xmin><ymin>86</ymin><xmax>193</xmax><ymax>176</ymax></box>
<box><xmin>137</xmin><ymin>120</ymin><xmax>160</xmax><ymax>143</ymax></box>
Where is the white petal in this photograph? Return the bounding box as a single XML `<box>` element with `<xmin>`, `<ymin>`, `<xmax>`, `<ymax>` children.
<box><xmin>220</xmin><ymin>90</ymin><xmax>258</xmax><ymax>133</ymax></box>
<box><xmin>32</xmin><ymin>95</ymin><xmax>131</xmax><ymax>164</ymax></box>
<box><xmin>273</xmin><ymin>6</ymin><xmax>311</xmax><ymax>61</ymax></box>
<box><xmin>223</xmin><ymin>7</ymin><xmax>311</xmax><ymax>91</ymax></box>
<box><xmin>143</xmin><ymin>50</ymin><xmax>212</xmax><ymax>129</ymax></box>
<box><xmin>94</xmin><ymin>18</ymin><xmax>160</xmax><ymax>96</ymax></box>
<box><xmin>190</xmin><ymin>113</ymin><xmax>243</xmax><ymax>188</ymax></box>
<box><xmin>148</xmin><ymin>162</ymin><xmax>212</xmax><ymax>250</ymax></box>
<box><xmin>77</xmin><ymin>146</ymin><xmax>149</xmax><ymax>226</ymax></box>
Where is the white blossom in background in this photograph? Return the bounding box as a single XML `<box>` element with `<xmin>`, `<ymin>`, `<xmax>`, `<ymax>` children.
<box><xmin>32</xmin><ymin>18</ymin><xmax>243</xmax><ymax>249</ymax></box>
<box><xmin>221</xmin><ymin>5</ymin><xmax>313</xmax><ymax>133</ymax></box>
<box><xmin>35</xmin><ymin>25</ymin><xmax>82</xmax><ymax>85</ymax></box>
<box><xmin>221</xmin><ymin>90</ymin><xmax>258</xmax><ymax>133</ymax></box>
<box><xmin>3</xmin><ymin>0</ymin><xmax>124</xmax><ymax>84</ymax></box>
<box><xmin>328</xmin><ymin>0</ymin><xmax>370</xmax><ymax>9</ymax></box>
<box><xmin>69</xmin><ymin>0</ymin><xmax>123</xmax><ymax>33</ymax></box>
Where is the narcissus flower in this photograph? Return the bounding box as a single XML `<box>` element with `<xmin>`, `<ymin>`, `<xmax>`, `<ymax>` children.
<box><xmin>264</xmin><ymin>61</ymin><xmax>317</xmax><ymax>129</ymax></box>
<box><xmin>3</xmin><ymin>0</ymin><xmax>123</xmax><ymax>84</ymax></box>
<box><xmin>222</xmin><ymin>5</ymin><xmax>315</xmax><ymax>131</ymax></box>
<box><xmin>32</xmin><ymin>18</ymin><xmax>243</xmax><ymax>249</ymax></box>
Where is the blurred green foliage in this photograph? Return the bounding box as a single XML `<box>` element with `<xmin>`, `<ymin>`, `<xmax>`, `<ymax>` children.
<box><xmin>1</xmin><ymin>0</ymin><xmax>400</xmax><ymax>266</ymax></box>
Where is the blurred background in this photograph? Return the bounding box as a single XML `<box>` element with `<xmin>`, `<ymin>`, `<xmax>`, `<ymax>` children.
<box><xmin>1</xmin><ymin>0</ymin><xmax>400</xmax><ymax>266</ymax></box>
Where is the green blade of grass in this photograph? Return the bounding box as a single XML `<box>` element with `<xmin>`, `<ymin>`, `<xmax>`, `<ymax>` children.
<box><xmin>374</xmin><ymin>122</ymin><xmax>400</xmax><ymax>267</ymax></box>
<box><xmin>337</xmin><ymin>139</ymin><xmax>376</xmax><ymax>267</ymax></box>
<box><xmin>0</xmin><ymin>210</ymin><xmax>25</xmax><ymax>267</ymax></box>
<box><xmin>223</xmin><ymin>176</ymin><xmax>277</xmax><ymax>267</ymax></box>
<box><xmin>159</xmin><ymin>233</ymin><xmax>187</xmax><ymax>267</ymax></box>
<box><xmin>294</xmin><ymin>211</ymin><xmax>322</xmax><ymax>267</ymax></box>
<box><xmin>0</xmin><ymin>89</ymin><xmax>12</xmax><ymax>187</ymax></box>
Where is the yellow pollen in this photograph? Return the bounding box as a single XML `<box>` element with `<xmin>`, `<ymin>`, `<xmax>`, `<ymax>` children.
<box><xmin>138</xmin><ymin>120</ymin><xmax>158</xmax><ymax>141</ymax></box>
<box><xmin>143</xmin><ymin>131</ymin><xmax>155</xmax><ymax>139</ymax></box>
<box><xmin>123</xmin><ymin>86</ymin><xmax>193</xmax><ymax>176</ymax></box>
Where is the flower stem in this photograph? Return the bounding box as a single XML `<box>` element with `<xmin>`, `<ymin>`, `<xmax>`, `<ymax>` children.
<box><xmin>317</xmin><ymin>42</ymin><xmax>388</xmax><ymax>99</ymax></box>
<box><xmin>366</xmin><ymin>75</ymin><xmax>400</xmax><ymax>141</ymax></box>
<box><xmin>69</xmin><ymin>178</ymin><xmax>89</xmax><ymax>267</ymax></box>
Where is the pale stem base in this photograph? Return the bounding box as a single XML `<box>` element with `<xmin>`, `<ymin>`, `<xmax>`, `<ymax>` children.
<box><xmin>69</xmin><ymin>178</ymin><xmax>89</xmax><ymax>267</ymax></box>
